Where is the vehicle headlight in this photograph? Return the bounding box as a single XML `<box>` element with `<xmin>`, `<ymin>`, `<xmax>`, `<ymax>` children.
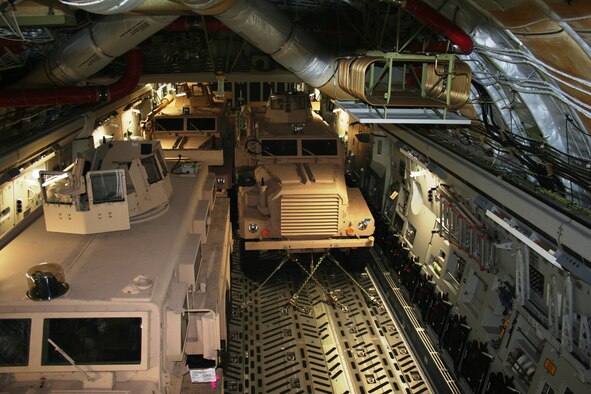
<box><xmin>216</xmin><ymin>177</ymin><xmax>226</xmax><ymax>185</ymax></box>
<box><xmin>357</xmin><ymin>221</ymin><xmax>368</xmax><ymax>231</ymax></box>
<box><xmin>248</xmin><ymin>223</ymin><xmax>259</xmax><ymax>233</ymax></box>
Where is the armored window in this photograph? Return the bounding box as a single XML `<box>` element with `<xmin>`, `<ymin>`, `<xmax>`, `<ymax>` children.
<box><xmin>261</xmin><ymin>140</ymin><xmax>297</xmax><ymax>156</ymax></box>
<box><xmin>141</xmin><ymin>155</ymin><xmax>163</xmax><ymax>184</ymax></box>
<box><xmin>302</xmin><ymin>139</ymin><xmax>338</xmax><ymax>156</ymax></box>
<box><xmin>155</xmin><ymin>118</ymin><xmax>184</xmax><ymax>132</ymax></box>
<box><xmin>187</xmin><ymin>117</ymin><xmax>216</xmax><ymax>131</ymax></box>
<box><xmin>42</xmin><ymin>317</ymin><xmax>142</xmax><ymax>365</ymax></box>
<box><xmin>40</xmin><ymin>172</ymin><xmax>74</xmax><ymax>205</ymax></box>
<box><xmin>89</xmin><ymin>171</ymin><xmax>125</xmax><ymax>204</ymax></box>
<box><xmin>0</xmin><ymin>319</ymin><xmax>31</xmax><ymax>366</ymax></box>
<box><xmin>155</xmin><ymin>150</ymin><xmax>168</xmax><ymax>177</ymax></box>
<box><xmin>117</xmin><ymin>164</ymin><xmax>135</xmax><ymax>194</ymax></box>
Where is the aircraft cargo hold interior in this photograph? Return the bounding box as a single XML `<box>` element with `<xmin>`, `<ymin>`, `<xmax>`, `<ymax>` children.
<box><xmin>1</xmin><ymin>1</ymin><xmax>591</xmax><ymax>393</ymax></box>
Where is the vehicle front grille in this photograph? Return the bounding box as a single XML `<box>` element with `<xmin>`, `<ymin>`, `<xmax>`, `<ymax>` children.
<box><xmin>280</xmin><ymin>195</ymin><xmax>340</xmax><ymax>236</ymax></box>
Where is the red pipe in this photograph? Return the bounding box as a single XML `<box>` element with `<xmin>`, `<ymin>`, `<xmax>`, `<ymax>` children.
<box><xmin>107</xmin><ymin>49</ymin><xmax>144</xmax><ymax>101</ymax></box>
<box><xmin>0</xmin><ymin>49</ymin><xmax>143</xmax><ymax>107</ymax></box>
<box><xmin>403</xmin><ymin>0</ymin><xmax>473</xmax><ymax>53</ymax></box>
<box><xmin>203</xmin><ymin>17</ymin><xmax>232</xmax><ymax>32</ymax></box>
<box><xmin>0</xmin><ymin>38</ymin><xmax>27</xmax><ymax>51</ymax></box>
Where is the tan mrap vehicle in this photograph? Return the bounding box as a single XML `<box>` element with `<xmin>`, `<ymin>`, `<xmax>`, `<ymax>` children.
<box><xmin>235</xmin><ymin>92</ymin><xmax>374</xmax><ymax>260</ymax></box>
<box><xmin>147</xmin><ymin>83</ymin><xmax>233</xmax><ymax>194</ymax></box>
<box><xmin>0</xmin><ymin>141</ymin><xmax>231</xmax><ymax>393</ymax></box>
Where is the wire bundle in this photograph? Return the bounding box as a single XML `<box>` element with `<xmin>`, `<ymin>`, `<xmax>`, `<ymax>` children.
<box><xmin>475</xmin><ymin>44</ymin><xmax>591</xmax><ymax>120</ymax></box>
<box><xmin>421</xmin><ymin>81</ymin><xmax>591</xmax><ymax>212</ymax></box>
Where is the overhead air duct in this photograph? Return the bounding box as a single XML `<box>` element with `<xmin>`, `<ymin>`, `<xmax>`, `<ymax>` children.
<box><xmin>3</xmin><ymin>13</ymin><xmax>176</xmax><ymax>106</ymax></box>
<box><xmin>212</xmin><ymin>0</ymin><xmax>336</xmax><ymax>90</ymax></box>
<box><xmin>174</xmin><ymin>0</ymin><xmax>236</xmax><ymax>14</ymax></box>
<box><xmin>60</xmin><ymin>0</ymin><xmax>345</xmax><ymax>97</ymax></box>
<box><xmin>192</xmin><ymin>0</ymin><xmax>473</xmax><ymax>95</ymax></box>
<box><xmin>59</xmin><ymin>0</ymin><xmax>145</xmax><ymax>14</ymax></box>
<box><xmin>58</xmin><ymin>0</ymin><xmax>230</xmax><ymax>14</ymax></box>
<box><xmin>20</xmin><ymin>14</ymin><xmax>177</xmax><ymax>87</ymax></box>
<box><xmin>0</xmin><ymin>49</ymin><xmax>143</xmax><ymax>107</ymax></box>
<box><xmin>54</xmin><ymin>0</ymin><xmax>472</xmax><ymax>100</ymax></box>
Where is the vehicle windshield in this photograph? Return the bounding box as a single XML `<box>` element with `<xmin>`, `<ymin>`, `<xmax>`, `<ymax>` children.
<box><xmin>42</xmin><ymin>317</ymin><xmax>142</xmax><ymax>365</ymax></box>
<box><xmin>187</xmin><ymin>117</ymin><xmax>216</xmax><ymax>131</ymax></box>
<box><xmin>41</xmin><ymin>173</ymin><xmax>74</xmax><ymax>205</ymax></box>
<box><xmin>268</xmin><ymin>94</ymin><xmax>308</xmax><ymax>111</ymax></box>
<box><xmin>261</xmin><ymin>140</ymin><xmax>298</xmax><ymax>156</ymax></box>
<box><xmin>89</xmin><ymin>171</ymin><xmax>125</xmax><ymax>204</ymax></box>
<box><xmin>155</xmin><ymin>118</ymin><xmax>183</xmax><ymax>132</ymax></box>
<box><xmin>0</xmin><ymin>319</ymin><xmax>31</xmax><ymax>366</ymax></box>
<box><xmin>302</xmin><ymin>139</ymin><xmax>338</xmax><ymax>156</ymax></box>
<box><xmin>141</xmin><ymin>155</ymin><xmax>163</xmax><ymax>184</ymax></box>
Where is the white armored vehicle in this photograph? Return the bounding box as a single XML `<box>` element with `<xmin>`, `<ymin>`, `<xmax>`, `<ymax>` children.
<box><xmin>0</xmin><ymin>140</ymin><xmax>231</xmax><ymax>393</ymax></box>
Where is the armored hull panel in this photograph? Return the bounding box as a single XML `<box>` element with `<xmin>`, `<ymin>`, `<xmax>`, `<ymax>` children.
<box><xmin>0</xmin><ymin>168</ymin><xmax>231</xmax><ymax>394</ymax></box>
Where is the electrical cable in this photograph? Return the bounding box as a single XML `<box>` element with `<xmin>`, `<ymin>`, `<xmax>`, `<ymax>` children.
<box><xmin>470</xmin><ymin>54</ymin><xmax>591</xmax><ymax>121</ymax></box>
<box><xmin>476</xmin><ymin>44</ymin><xmax>591</xmax><ymax>90</ymax></box>
<box><xmin>466</xmin><ymin>81</ymin><xmax>591</xmax><ymax>199</ymax></box>
<box><xmin>511</xmin><ymin>28</ymin><xmax>564</xmax><ymax>36</ymax></box>
<box><xmin>500</xmin><ymin>14</ymin><xmax>591</xmax><ymax>30</ymax></box>
<box><xmin>170</xmin><ymin>155</ymin><xmax>183</xmax><ymax>174</ymax></box>
<box><xmin>495</xmin><ymin>64</ymin><xmax>591</xmax><ymax>107</ymax></box>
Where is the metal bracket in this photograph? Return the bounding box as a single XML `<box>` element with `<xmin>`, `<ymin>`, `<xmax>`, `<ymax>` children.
<box><xmin>494</xmin><ymin>242</ymin><xmax>513</xmax><ymax>250</ymax></box>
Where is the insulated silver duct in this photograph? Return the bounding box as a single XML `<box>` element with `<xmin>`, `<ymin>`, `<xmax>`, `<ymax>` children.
<box><xmin>59</xmin><ymin>0</ymin><xmax>230</xmax><ymax>14</ymax></box>
<box><xmin>20</xmin><ymin>15</ymin><xmax>177</xmax><ymax>87</ymax></box>
<box><xmin>59</xmin><ymin>0</ymin><xmax>145</xmax><ymax>14</ymax></box>
<box><xmin>175</xmin><ymin>0</ymin><xmax>236</xmax><ymax>14</ymax></box>
<box><xmin>60</xmin><ymin>0</ymin><xmax>342</xmax><ymax>94</ymax></box>
<box><xmin>213</xmin><ymin>0</ymin><xmax>336</xmax><ymax>89</ymax></box>
<box><xmin>58</xmin><ymin>0</ymin><xmax>349</xmax><ymax>97</ymax></box>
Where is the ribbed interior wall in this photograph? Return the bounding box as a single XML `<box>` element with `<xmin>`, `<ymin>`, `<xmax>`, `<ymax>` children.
<box><xmin>280</xmin><ymin>195</ymin><xmax>340</xmax><ymax>236</ymax></box>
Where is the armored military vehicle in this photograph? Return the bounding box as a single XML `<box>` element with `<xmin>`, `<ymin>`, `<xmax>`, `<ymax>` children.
<box><xmin>235</xmin><ymin>92</ymin><xmax>374</xmax><ymax>266</ymax></box>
